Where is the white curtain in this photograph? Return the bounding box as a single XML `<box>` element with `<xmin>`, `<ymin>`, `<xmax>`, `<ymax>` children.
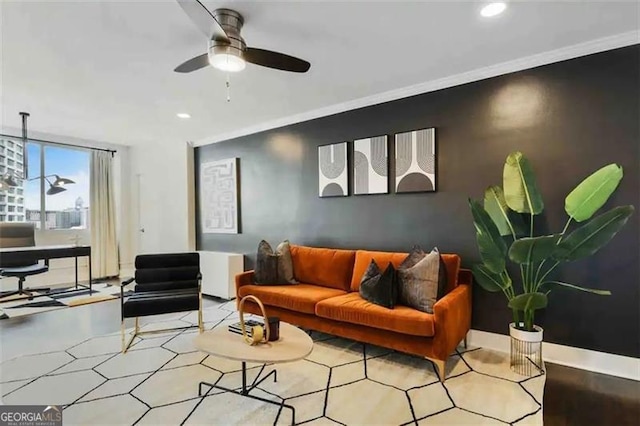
<box><xmin>90</xmin><ymin>151</ymin><xmax>119</xmax><ymax>278</ymax></box>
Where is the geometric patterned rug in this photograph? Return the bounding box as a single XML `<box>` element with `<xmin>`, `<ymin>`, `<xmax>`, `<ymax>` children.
<box><xmin>0</xmin><ymin>300</ymin><xmax>545</xmax><ymax>425</ymax></box>
<box><xmin>0</xmin><ymin>283</ymin><xmax>132</xmax><ymax>320</ymax></box>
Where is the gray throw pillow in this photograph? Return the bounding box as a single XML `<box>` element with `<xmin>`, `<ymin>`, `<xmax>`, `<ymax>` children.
<box><xmin>254</xmin><ymin>240</ymin><xmax>297</xmax><ymax>285</ymax></box>
<box><xmin>399</xmin><ymin>245</ymin><xmax>448</xmax><ymax>301</ymax></box>
<box><xmin>276</xmin><ymin>240</ymin><xmax>296</xmax><ymax>284</ymax></box>
<box><xmin>397</xmin><ymin>248</ymin><xmax>441</xmax><ymax>314</ymax></box>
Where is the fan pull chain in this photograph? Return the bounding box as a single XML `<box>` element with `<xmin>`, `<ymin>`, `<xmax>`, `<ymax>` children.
<box><xmin>226</xmin><ymin>72</ymin><xmax>231</xmax><ymax>102</ymax></box>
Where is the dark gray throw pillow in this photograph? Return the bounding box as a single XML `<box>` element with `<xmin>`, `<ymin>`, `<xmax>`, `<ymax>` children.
<box><xmin>397</xmin><ymin>248</ymin><xmax>441</xmax><ymax>314</ymax></box>
<box><xmin>254</xmin><ymin>240</ymin><xmax>297</xmax><ymax>285</ymax></box>
<box><xmin>359</xmin><ymin>260</ymin><xmax>397</xmax><ymax>309</ymax></box>
<box><xmin>399</xmin><ymin>245</ymin><xmax>426</xmax><ymax>270</ymax></box>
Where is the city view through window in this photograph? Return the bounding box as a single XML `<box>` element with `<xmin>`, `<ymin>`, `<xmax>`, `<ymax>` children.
<box><xmin>0</xmin><ymin>138</ymin><xmax>90</xmax><ymax>230</ymax></box>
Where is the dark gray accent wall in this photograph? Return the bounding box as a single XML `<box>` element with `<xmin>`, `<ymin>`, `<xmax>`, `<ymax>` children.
<box><xmin>196</xmin><ymin>46</ymin><xmax>640</xmax><ymax>358</ymax></box>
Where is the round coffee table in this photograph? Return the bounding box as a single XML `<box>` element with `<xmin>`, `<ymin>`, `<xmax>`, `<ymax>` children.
<box><xmin>194</xmin><ymin>321</ymin><xmax>313</xmax><ymax>425</ymax></box>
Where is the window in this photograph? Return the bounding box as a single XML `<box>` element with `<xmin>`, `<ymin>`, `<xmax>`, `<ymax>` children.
<box><xmin>8</xmin><ymin>206</ymin><xmax>15</xmax><ymax>212</ymax></box>
<box><xmin>1</xmin><ymin>138</ymin><xmax>90</xmax><ymax>230</ymax></box>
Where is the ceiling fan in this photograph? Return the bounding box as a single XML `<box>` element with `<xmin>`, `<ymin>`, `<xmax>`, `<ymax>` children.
<box><xmin>174</xmin><ymin>0</ymin><xmax>311</xmax><ymax>74</ymax></box>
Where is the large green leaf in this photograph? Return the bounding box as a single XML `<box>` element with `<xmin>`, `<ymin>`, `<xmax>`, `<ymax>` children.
<box><xmin>472</xmin><ymin>264</ymin><xmax>511</xmax><ymax>293</ymax></box>
<box><xmin>509</xmin><ymin>234</ymin><xmax>560</xmax><ymax>264</ymax></box>
<box><xmin>565</xmin><ymin>164</ymin><xmax>623</xmax><ymax>222</ymax></box>
<box><xmin>469</xmin><ymin>199</ymin><xmax>507</xmax><ymax>274</ymax></box>
<box><xmin>543</xmin><ymin>281</ymin><xmax>611</xmax><ymax>296</ymax></box>
<box><xmin>508</xmin><ymin>292</ymin><xmax>548</xmax><ymax>311</ymax></box>
<box><xmin>503</xmin><ymin>152</ymin><xmax>544</xmax><ymax>215</ymax></box>
<box><xmin>554</xmin><ymin>205</ymin><xmax>634</xmax><ymax>262</ymax></box>
<box><xmin>484</xmin><ymin>186</ymin><xmax>513</xmax><ymax>236</ymax></box>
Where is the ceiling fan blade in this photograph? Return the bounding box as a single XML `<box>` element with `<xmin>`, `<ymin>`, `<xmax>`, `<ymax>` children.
<box><xmin>245</xmin><ymin>48</ymin><xmax>310</xmax><ymax>73</ymax></box>
<box><xmin>176</xmin><ymin>0</ymin><xmax>229</xmax><ymax>42</ymax></box>
<box><xmin>174</xmin><ymin>53</ymin><xmax>209</xmax><ymax>73</ymax></box>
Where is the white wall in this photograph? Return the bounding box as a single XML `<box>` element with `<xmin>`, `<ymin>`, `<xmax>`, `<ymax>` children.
<box><xmin>127</xmin><ymin>140</ymin><xmax>195</xmax><ymax>259</ymax></box>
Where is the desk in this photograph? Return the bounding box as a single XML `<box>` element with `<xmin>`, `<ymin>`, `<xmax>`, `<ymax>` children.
<box><xmin>0</xmin><ymin>245</ymin><xmax>92</xmax><ymax>292</ymax></box>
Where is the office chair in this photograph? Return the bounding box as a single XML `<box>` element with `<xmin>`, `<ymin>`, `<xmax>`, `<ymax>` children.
<box><xmin>121</xmin><ymin>252</ymin><xmax>203</xmax><ymax>352</ymax></box>
<box><xmin>0</xmin><ymin>223</ymin><xmax>49</xmax><ymax>299</ymax></box>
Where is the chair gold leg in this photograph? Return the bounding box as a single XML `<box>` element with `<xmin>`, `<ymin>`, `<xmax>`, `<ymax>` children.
<box><xmin>198</xmin><ymin>293</ymin><xmax>204</xmax><ymax>333</ymax></box>
<box><xmin>122</xmin><ymin>318</ymin><xmax>138</xmax><ymax>354</ymax></box>
<box><xmin>426</xmin><ymin>357</ymin><xmax>447</xmax><ymax>382</ymax></box>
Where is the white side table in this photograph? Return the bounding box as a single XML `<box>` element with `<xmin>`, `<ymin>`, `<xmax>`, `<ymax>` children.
<box><xmin>198</xmin><ymin>251</ymin><xmax>244</xmax><ymax>299</ymax></box>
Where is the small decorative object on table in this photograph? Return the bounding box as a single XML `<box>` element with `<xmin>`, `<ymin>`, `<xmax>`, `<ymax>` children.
<box><xmin>228</xmin><ymin>319</ymin><xmax>263</xmax><ymax>337</ymax></box>
<box><xmin>268</xmin><ymin>316</ymin><xmax>280</xmax><ymax>341</ymax></box>
<box><xmin>238</xmin><ymin>295</ymin><xmax>270</xmax><ymax>345</ymax></box>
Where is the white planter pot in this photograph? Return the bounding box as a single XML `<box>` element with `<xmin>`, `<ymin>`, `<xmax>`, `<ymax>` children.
<box><xmin>510</xmin><ymin>322</ymin><xmax>543</xmax><ymax>355</ymax></box>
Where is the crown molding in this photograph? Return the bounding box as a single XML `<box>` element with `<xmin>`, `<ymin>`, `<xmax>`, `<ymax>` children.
<box><xmin>194</xmin><ymin>31</ymin><xmax>640</xmax><ymax>147</ymax></box>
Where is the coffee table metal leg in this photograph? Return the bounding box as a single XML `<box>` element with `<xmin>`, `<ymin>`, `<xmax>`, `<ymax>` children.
<box><xmin>241</xmin><ymin>361</ymin><xmax>247</xmax><ymax>395</ymax></box>
<box><xmin>198</xmin><ymin>364</ymin><xmax>295</xmax><ymax>425</ymax></box>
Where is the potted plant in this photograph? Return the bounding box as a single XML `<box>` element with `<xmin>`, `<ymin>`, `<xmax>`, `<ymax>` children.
<box><xmin>469</xmin><ymin>152</ymin><xmax>634</xmax><ymax>372</ymax></box>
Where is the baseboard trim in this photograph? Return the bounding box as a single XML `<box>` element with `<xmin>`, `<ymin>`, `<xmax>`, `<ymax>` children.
<box><xmin>468</xmin><ymin>329</ymin><xmax>640</xmax><ymax>381</ymax></box>
<box><xmin>194</xmin><ymin>31</ymin><xmax>639</xmax><ymax>147</ymax></box>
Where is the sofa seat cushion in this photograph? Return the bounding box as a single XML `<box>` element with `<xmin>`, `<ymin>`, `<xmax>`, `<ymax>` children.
<box><xmin>290</xmin><ymin>245</ymin><xmax>356</xmax><ymax>291</ymax></box>
<box><xmin>238</xmin><ymin>284</ymin><xmax>347</xmax><ymax>315</ymax></box>
<box><xmin>316</xmin><ymin>293</ymin><xmax>435</xmax><ymax>337</ymax></box>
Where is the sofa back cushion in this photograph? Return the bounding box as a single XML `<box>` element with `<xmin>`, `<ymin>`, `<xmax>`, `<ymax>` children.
<box><xmin>290</xmin><ymin>245</ymin><xmax>356</xmax><ymax>291</ymax></box>
<box><xmin>441</xmin><ymin>254</ymin><xmax>461</xmax><ymax>294</ymax></box>
<box><xmin>350</xmin><ymin>250</ymin><xmax>462</xmax><ymax>293</ymax></box>
<box><xmin>350</xmin><ymin>250</ymin><xmax>409</xmax><ymax>292</ymax></box>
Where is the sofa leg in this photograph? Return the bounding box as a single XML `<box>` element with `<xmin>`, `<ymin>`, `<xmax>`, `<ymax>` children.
<box><xmin>463</xmin><ymin>335</ymin><xmax>468</xmax><ymax>350</ymax></box>
<box><xmin>121</xmin><ymin>320</ymin><xmax>125</xmax><ymax>353</ymax></box>
<box><xmin>426</xmin><ymin>357</ymin><xmax>447</xmax><ymax>382</ymax></box>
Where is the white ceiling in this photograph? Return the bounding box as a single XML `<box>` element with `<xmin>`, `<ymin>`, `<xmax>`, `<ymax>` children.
<box><xmin>1</xmin><ymin>0</ymin><xmax>638</xmax><ymax>146</ymax></box>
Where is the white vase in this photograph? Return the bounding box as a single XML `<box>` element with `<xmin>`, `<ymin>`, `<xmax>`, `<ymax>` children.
<box><xmin>509</xmin><ymin>322</ymin><xmax>543</xmax><ymax>355</ymax></box>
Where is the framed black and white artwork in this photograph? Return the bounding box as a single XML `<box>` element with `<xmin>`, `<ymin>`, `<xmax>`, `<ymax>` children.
<box><xmin>353</xmin><ymin>135</ymin><xmax>388</xmax><ymax>195</ymax></box>
<box><xmin>318</xmin><ymin>142</ymin><xmax>348</xmax><ymax>197</ymax></box>
<box><xmin>395</xmin><ymin>128</ymin><xmax>436</xmax><ymax>193</ymax></box>
<box><xmin>200</xmin><ymin>157</ymin><xmax>239</xmax><ymax>233</ymax></box>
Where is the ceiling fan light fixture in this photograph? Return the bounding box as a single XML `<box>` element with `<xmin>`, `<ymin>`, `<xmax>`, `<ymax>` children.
<box><xmin>209</xmin><ymin>51</ymin><xmax>246</xmax><ymax>72</ymax></box>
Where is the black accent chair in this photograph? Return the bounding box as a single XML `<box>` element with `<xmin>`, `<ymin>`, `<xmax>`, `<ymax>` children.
<box><xmin>121</xmin><ymin>252</ymin><xmax>203</xmax><ymax>352</ymax></box>
<box><xmin>0</xmin><ymin>223</ymin><xmax>49</xmax><ymax>299</ymax></box>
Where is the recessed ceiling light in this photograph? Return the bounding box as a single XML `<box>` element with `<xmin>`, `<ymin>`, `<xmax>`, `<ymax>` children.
<box><xmin>481</xmin><ymin>2</ymin><xmax>507</xmax><ymax>17</ymax></box>
<box><xmin>176</xmin><ymin>113</ymin><xmax>191</xmax><ymax>119</ymax></box>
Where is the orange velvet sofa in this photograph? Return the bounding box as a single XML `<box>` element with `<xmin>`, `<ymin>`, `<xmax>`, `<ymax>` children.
<box><xmin>235</xmin><ymin>245</ymin><xmax>472</xmax><ymax>381</ymax></box>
